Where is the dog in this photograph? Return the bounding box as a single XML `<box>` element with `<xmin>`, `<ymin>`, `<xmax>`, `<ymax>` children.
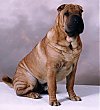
<box><xmin>2</xmin><ymin>4</ymin><xmax>84</xmax><ymax>106</ymax></box>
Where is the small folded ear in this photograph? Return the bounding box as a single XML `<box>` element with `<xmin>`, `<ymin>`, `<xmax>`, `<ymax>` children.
<box><xmin>57</xmin><ymin>4</ymin><xmax>66</xmax><ymax>12</ymax></box>
<box><xmin>77</xmin><ymin>5</ymin><xmax>83</xmax><ymax>12</ymax></box>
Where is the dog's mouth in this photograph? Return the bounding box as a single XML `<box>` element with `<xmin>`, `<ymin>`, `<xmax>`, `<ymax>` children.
<box><xmin>66</xmin><ymin>35</ymin><xmax>76</xmax><ymax>43</ymax></box>
<box><xmin>65</xmin><ymin>30</ymin><xmax>79</xmax><ymax>38</ymax></box>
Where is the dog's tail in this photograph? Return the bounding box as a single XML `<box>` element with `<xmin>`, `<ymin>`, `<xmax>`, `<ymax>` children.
<box><xmin>2</xmin><ymin>75</ymin><xmax>13</xmax><ymax>88</ymax></box>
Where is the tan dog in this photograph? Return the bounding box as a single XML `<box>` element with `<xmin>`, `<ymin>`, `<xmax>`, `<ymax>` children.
<box><xmin>2</xmin><ymin>4</ymin><xmax>84</xmax><ymax>106</ymax></box>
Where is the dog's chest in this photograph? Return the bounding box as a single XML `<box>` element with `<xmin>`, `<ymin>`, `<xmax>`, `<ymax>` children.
<box><xmin>56</xmin><ymin>62</ymin><xmax>73</xmax><ymax>82</ymax></box>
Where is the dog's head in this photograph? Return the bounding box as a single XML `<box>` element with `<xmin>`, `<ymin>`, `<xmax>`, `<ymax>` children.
<box><xmin>57</xmin><ymin>4</ymin><xmax>84</xmax><ymax>42</ymax></box>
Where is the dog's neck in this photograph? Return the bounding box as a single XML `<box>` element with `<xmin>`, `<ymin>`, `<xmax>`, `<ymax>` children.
<box><xmin>47</xmin><ymin>14</ymin><xmax>80</xmax><ymax>51</ymax></box>
<box><xmin>47</xmin><ymin>25</ymin><xmax>70</xmax><ymax>46</ymax></box>
<box><xmin>47</xmin><ymin>25</ymin><xmax>81</xmax><ymax>54</ymax></box>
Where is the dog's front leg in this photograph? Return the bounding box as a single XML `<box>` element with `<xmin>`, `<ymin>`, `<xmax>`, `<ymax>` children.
<box><xmin>66</xmin><ymin>63</ymin><xmax>81</xmax><ymax>101</ymax></box>
<box><xmin>47</xmin><ymin>67</ymin><xmax>61</xmax><ymax>106</ymax></box>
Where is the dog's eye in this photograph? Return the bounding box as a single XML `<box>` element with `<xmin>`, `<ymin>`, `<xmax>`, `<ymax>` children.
<box><xmin>79</xmin><ymin>12</ymin><xmax>82</xmax><ymax>16</ymax></box>
<box><xmin>64</xmin><ymin>12</ymin><xmax>69</xmax><ymax>16</ymax></box>
<box><xmin>64</xmin><ymin>12</ymin><xmax>71</xmax><ymax>16</ymax></box>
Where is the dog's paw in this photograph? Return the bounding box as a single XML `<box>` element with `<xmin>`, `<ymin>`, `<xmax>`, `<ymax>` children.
<box><xmin>27</xmin><ymin>92</ymin><xmax>41</xmax><ymax>99</ymax></box>
<box><xmin>69</xmin><ymin>96</ymin><xmax>82</xmax><ymax>101</ymax></box>
<box><xmin>49</xmin><ymin>100</ymin><xmax>61</xmax><ymax>106</ymax></box>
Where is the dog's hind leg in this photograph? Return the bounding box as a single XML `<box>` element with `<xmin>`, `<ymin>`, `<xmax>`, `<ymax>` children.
<box><xmin>13</xmin><ymin>66</ymin><xmax>41</xmax><ymax>99</ymax></box>
<box><xmin>15</xmin><ymin>82</ymin><xmax>40</xmax><ymax>99</ymax></box>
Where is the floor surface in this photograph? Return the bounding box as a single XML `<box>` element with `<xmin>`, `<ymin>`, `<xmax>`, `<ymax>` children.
<box><xmin>0</xmin><ymin>82</ymin><xmax>99</xmax><ymax>110</ymax></box>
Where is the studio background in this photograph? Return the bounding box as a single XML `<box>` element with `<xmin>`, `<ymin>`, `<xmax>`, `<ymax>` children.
<box><xmin>0</xmin><ymin>0</ymin><xmax>99</xmax><ymax>85</ymax></box>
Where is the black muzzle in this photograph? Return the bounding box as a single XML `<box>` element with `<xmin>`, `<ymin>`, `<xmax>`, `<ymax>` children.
<box><xmin>66</xmin><ymin>15</ymin><xmax>84</xmax><ymax>37</ymax></box>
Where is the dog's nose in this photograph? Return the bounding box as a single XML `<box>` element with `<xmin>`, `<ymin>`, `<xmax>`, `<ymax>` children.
<box><xmin>71</xmin><ymin>15</ymin><xmax>82</xmax><ymax>25</ymax></box>
<box><xmin>74</xmin><ymin>18</ymin><xmax>79</xmax><ymax>24</ymax></box>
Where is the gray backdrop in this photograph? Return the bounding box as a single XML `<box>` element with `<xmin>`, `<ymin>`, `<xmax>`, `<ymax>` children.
<box><xmin>0</xmin><ymin>0</ymin><xmax>99</xmax><ymax>85</ymax></box>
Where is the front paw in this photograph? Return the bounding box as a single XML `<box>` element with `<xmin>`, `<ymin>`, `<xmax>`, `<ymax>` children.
<box><xmin>49</xmin><ymin>100</ymin><xmax>61</xmax><ymax>106</ymax></box>
<box><xmin>69</xmin><ymin>96</ymin><xmax>82</xmax><ymax>101</ymax></box>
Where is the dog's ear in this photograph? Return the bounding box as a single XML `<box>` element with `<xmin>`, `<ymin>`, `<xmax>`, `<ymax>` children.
<box><xmin>77</xmin><ymin>5</ymin><xmax>83</xmax><ymax>12</ymax></box>
<box><xmin>57</xmin><ymin>4</ymin><xmax>66</xmax><ymax>12</ymax></box>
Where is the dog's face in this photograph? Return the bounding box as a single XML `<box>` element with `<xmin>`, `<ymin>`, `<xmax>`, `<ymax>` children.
<box><xmin>57</xmin><ymin>4</ymin><xmax>84</xmax><ymax>42</ymax></box>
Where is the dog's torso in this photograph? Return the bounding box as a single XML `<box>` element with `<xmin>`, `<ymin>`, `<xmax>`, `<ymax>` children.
<box><xmin>15</xmin><ymin>27</ymin><xmax>82</xmax><ymax>84</ymax></box>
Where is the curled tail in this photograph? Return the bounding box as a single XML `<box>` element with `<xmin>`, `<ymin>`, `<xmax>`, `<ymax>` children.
<box><xmin>2</xmin><ymin>76</ymin><xmax>13</xmax><ymax>88</ymax></box>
